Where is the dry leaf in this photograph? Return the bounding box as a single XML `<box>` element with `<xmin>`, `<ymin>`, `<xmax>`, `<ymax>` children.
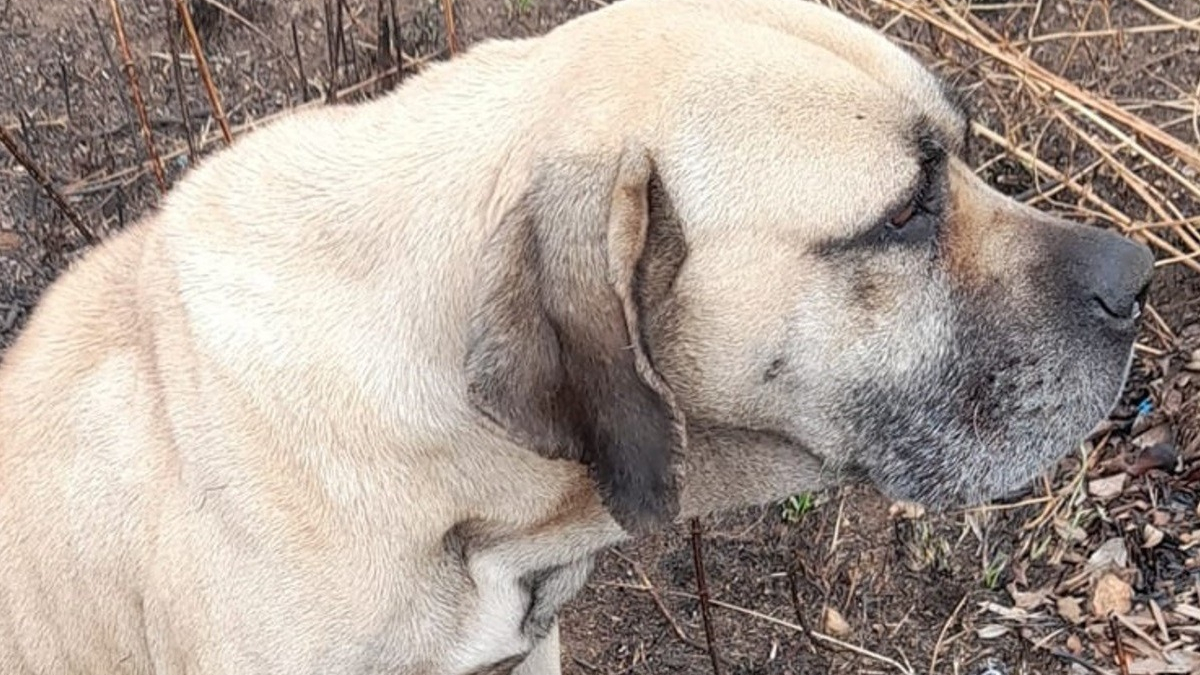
<box><xmin>1129</xmin><ymin>443</ymin><xmax>1179</xmax><ymax>476</ymax></box>
<box><xmin>1055</xmin><ymin>519</ymin><xmax>1089</xmax><ymax>543</ymax></box>
<box><xmin>976</xmin><ymin>624</ymin><xmax>1010</xmax><ymax>639</ymax></box>
<box><xmin>979</xmin><ymin>601</ymin><xmax>1029</xmax><ymax>622</ymax></box>
<box><xmin>1057</xmin><ymin>597</ymin><xmax>1085</xmax><ymax>625</ymax></box>
<box><xmin>1087</xmin><ymin>537</ymin><xmax>1129</xmax><ymax>572</ymax></box>
<box><xmin>1128</xmin><ymin>657</ymin><xmax>1194</xmax><ymax>674</ymax></box>
<box><xmin>822</xmin><ymin>606</ymin><xmax>850</xmax><ymax>637</ymax></box>
<box><xmin>1132</xmin><ymin>423</ymin><xmax>1173</xmax><ymax>449</ymax></box>
<box><xmin>1088</xmin><ymin>473</ymin><xmax>1127</xmax><ymax>500</ymax></box>
<box><xmin>1142</xmin><ymin>524</ymin><xmax>1164</xmax><ymax>549</ymax></box>
<box><xmin>1092</xmin><ymin>572</ymin><xmax>1133</xmax><ymax>617</ymax></box>
<box><xmin>1007</xmin><ymin>585</ymin><xmax>1046</xmax><ymax>610</ymax></box>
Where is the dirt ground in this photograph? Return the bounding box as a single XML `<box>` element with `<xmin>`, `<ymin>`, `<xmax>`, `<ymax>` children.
<box><xmin>2</xmin><ymin>0</ymin><xmax>1198</xmax><ymax>673</ymax></box>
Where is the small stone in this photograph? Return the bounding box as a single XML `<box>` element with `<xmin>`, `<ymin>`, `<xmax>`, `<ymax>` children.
<box><xmin>1129</xmin><ymin>443</ymin><xmax>1179</xmax><ymax>476</ymax></box>
<box><xmin>1066</xmin><ymin>633</ymin><xmax>1083</xmax><ymax>653</ymax></box>
<box><xmin>1087</xmin><ymin>537</ymin><xmax>1128</xmax><ymax>572</ymax></box>
<box><xmin>1057</xmin><ymin>596</ymin><xmax>1085</xmax><ymax>624</ymax></box>
<box><xmin>822</xmin><ymin>606</ymin><xmax>850</xmax><ymax>637</ymax></box>
<box><xmin>1142</xmin><ymin>524</ymin><xmax>1164</xmax><ymax>549</ymax></box>
<box><xmin>1185</xmin><ymin>348</ymin><xmax>1200</xmax><ymax>371</ymax></box>
<box><xmin>1092</xmin><ymin>572</ymin><xmax>1133</xmax><ymax>617</ymax></box>
<box><xmin>1088</xmin><ymin>473</ymin><xmax>1127</xmax><ymax>500</ymax></box>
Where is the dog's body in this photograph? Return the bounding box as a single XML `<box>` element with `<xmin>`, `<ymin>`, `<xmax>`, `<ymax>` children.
<box><xmin>0</xmin><ymin>0</ymin><xmax>1153</xmax><ymax>673</ymax></box>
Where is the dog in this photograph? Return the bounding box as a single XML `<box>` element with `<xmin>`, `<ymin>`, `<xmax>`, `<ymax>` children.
<box><xmin>0</xmin><ymin>0</ymin><xmax>1153</xmax><ymax>673</ymax></box>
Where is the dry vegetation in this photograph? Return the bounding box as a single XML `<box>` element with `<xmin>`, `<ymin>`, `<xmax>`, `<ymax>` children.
<box><xmin>1</xmin><ymin>0</ymin><xmax>1198</xmax><ymax>673</ymax></box>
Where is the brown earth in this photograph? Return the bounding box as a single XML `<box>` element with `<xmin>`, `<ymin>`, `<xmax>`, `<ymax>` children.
<box><xmin>2</xmin><ymin>0</ymin><xmax>1198</xmax><ymax>673</ymax></box>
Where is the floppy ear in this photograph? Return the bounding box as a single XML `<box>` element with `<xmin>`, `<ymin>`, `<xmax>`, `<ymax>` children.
<box><xmin>464</xmin><ymin>146</ymin><xmax>688</xmax><ymax>534</ymax></box>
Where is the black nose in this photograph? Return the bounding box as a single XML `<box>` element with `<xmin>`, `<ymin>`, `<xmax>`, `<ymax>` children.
<box><xmin>1063</xmin><ymin>226</ymin><xmax>1154</xmax><ymax>325</ymax></box>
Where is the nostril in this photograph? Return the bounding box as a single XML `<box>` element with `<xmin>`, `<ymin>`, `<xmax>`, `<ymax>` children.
<box><xmin>1092</xmin><ymin>295</ymin><xmax>1126</xmax><ymax>321</ymax></box>
<box><xmin>1091</xmin><ymin>289</ymin><xmax>1145</xmax><ymax>323</ymax></box>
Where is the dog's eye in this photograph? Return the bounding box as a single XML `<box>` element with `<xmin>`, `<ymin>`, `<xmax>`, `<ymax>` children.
<box><xmin>888</xmin><ymin>202</ymin><xmax>918</xmax><ymax>230</ymax></box>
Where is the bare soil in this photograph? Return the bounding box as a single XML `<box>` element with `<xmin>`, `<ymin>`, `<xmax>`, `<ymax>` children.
<box><xmin>2</xmin><ymin>0</ymin><xmax>1197</xmax><ymax>673</ymax></box>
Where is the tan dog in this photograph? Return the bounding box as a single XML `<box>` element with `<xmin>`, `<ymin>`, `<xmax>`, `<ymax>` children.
<box><xmin>0</xmin><ymin>0</ymin><xmax>1153</xmax><ymax>673</ymax></box>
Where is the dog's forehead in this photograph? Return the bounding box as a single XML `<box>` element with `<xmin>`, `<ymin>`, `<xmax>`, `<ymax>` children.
<box><xmin>638</xmin><ymin>0</ymin><xmax>967</xmax><ymax>134</ymax></box>
<box><xmin>620</xmin><ymin>2</ymin><xmax>966</xmax><ymax>240</ymax></box>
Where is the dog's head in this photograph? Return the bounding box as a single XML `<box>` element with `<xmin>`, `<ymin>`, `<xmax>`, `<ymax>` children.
<box><xmin>464</xmin><ymin>0</ymin><xmax>1153</xmax><ymax>533</ymax></box>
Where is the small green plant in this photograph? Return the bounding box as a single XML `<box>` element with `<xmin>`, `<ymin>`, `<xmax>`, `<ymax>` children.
<box><xmin>508</xmin><ymin>0</ymin><xmax>535</xmax><ymax>13</ymax></box>
<box><xmin>781</xmin><ymin>492</ymin><xmax>815</xmax><ymax>523</ymax></box>
<box><xmin>982</xmin><ymin>553</ymin><xmax>1008</xmax><ymax>590</ymax></box>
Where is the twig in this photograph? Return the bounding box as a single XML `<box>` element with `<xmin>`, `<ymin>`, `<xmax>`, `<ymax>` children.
<box><xmin>192</xmin><ymin>0</ymin><xmax>288</xmax><ymax>57</ymax></box>
<box><xmin>106</xmin><ymin>0</ymin><xmax>168</xmax><ymax>193</ymax></box>
<box><xmin>1051</xmin><ymin>650</ymin><xmax>1117</xmax><ymax>675</ymax></box>
<box><xmin>698</xmin><ymin>595</ymin><xmax>914</xmax><ymax>675</ymax></box>
<box><xmin>1049</xmin><ymin>109</ymin><xmax>1200</xmax><ymax>253</ymax></box>
<box><xmin>163</xmin><ymin>0</ymin><xmax>197</xmax><ymax>164</ymax></box>
<box><xmin>390</xmin><ymin>0</ymin><xmax>402</xmax><ymax>85</ymax></box>
<box><xmin>375</xmin><ymin>0</ymin><xmax>393</xmax><ymax>91</ymax></box>
<box><xmin>1109</xmin><ymin>616</ymin><xmax>1131</xmax><ymax>675</ymax></box>
<box><xmin>62</xmin><ymin>54</ymin><xmax>438</xmax><ymax>196</ymax></box>
<box><xmin>786</xmin><ymin>568</ymin><xmax>819</xmax><ymax>654</ymax></box>
<box><xmin>0</xmin><ymin>125</ymin><xmax>99</xmax><ymax>245</ymax></box>
<box><xmin>324</xmin><ymin>0</ymin><xmax>339</xmax><ymax>103</ymax></box>
<box><xmin>291</xmin><ymin>21</ymin><xmax>309</xmax><ymax>102</ymax></box>
<box><xmin>57</xmin><ymin>47</ymin><xmax>72</xmax><ymax>124</ymax></box>
<box><xmin>174</xmin><ymin>0</ymin><xmax>232</xmax><ymax>146</ymax></box>
<box><xmin>440</xmin><ymin>0</ymin><xmax>459</xmax><ymax>56</ymax></box>
<box><xmin>608</xmin><ymin>551</ymin><xmax>704</xmax><ymax>651</ymax></box>
<box><xmin>689</xmin><ymin>518</ymin><xmax>722</xmax><ymax>675</ymax></box>
<box><xmin>87</xmin><ymin>6</ymin><xmax>139</xmax><ymax>142</ymax></box>
<box><xmin>888</xmin><ymin>0</ymin><xmax>1200</xmax><ymax>171</ymax></box>
<box><xmin>971</xmin><ymin>122</ymin><xmax>1200</xmax><ymax>275</ymax></box>
<box><xmin>928</xmin><ymin>593</ymin><xmax>968</xmax><ymax>675</ymax></box>
<box><xmin>335</xmin><ymin>0</ymin><xmax>349</xmax><ymax>86</ymax></box>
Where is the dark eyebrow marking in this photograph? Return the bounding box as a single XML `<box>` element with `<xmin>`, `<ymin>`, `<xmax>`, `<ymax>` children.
<box><xmin>809</xmin><ymin>121</ymin><xmax>949</xmax><ymax>259</ymax></box>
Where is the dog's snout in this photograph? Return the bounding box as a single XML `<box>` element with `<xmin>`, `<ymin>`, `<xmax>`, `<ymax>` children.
<box><xmin>1063</xmin><ymin>226</ymin><xmax>1154</xmax><ymax>325</ymax></box>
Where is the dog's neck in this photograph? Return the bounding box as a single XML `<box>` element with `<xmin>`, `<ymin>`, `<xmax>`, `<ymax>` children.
<box><xmin>677</xmin><ymin>423</ymin><xmax>829</xmax><ymax>520</ymax></box>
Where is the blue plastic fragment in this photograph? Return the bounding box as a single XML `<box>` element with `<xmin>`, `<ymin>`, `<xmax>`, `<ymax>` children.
<box><xmin>1136</xmin><ymin>398</ymin><xmax>1153</xmax><ymax>417</ymax></box>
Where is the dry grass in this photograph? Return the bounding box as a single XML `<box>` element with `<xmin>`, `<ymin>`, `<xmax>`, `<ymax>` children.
<box><xmin>831</xmin><ymin>0</ymin><xmax>1200</xmax><ymax>276</ymax></box>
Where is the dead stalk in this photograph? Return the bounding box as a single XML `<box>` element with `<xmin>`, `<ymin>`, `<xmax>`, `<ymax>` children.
<box><xmin>0</xmin><ymin>124</ymin><xmax>99</xmax><ymax>245</ymax></box>
<box><xmin>163</xmin><ymin>0</ymin><xmax>197</xmax><ymax>164</ymax></box>
<box><xmin>107</xmin><ymin>0</ymin><xmax>168</xmax><ymax>193</ymax></box>
<box><xmin>971</xmin><ymin>122</ymin><xmax>1200</xmax><ymax>275</ymax></box>
<box><xmin>440</xmin><ymin>0</ymin><xmax>459</xmax><ymax>56</ymax></box>
<box><xmin>884</xmin><ymin>0</ymin><xmax>1200</xmax><ymax>207</ymax></box>
<box><xmin>174</xmin><ymin>0</ymin><xmax>233</xmax><ymax>146</ymax></box>
<box><xmin>1109</xmin><ymin>616</ymin><xmax>1131</xmax><ymax>675</ymax></box>
<box><xmin>292</xmin><ymin>21</ymin><xmax>309</xmax><ymax>103</ymax></box>
<box><xmin>689</xmin><ymin>518</ymin><xmax>722</xmax><ymax>675</ymax></box>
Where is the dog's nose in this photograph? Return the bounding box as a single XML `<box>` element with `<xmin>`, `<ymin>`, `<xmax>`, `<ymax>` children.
<box><xmin>1067</xmin><ymin>226</ymin><xmax>1155</xmax><ymax>324</ymax></box>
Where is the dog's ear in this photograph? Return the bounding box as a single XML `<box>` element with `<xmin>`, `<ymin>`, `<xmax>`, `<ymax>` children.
<box><xmin>464</xmin><ymin>146</ymin><xmax>688</xmax><ymax>534</ymax></box>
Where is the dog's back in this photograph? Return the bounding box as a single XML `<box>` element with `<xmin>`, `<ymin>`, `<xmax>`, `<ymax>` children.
<box><xmin>0</xmin><ymin>218</ymin><xmax>168</xmax><ymax>672</ymax></box>
<box><xmin>0</xmin><ymin>34</ymin><xmax>548</xmax><ymax>674</ymax></box>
